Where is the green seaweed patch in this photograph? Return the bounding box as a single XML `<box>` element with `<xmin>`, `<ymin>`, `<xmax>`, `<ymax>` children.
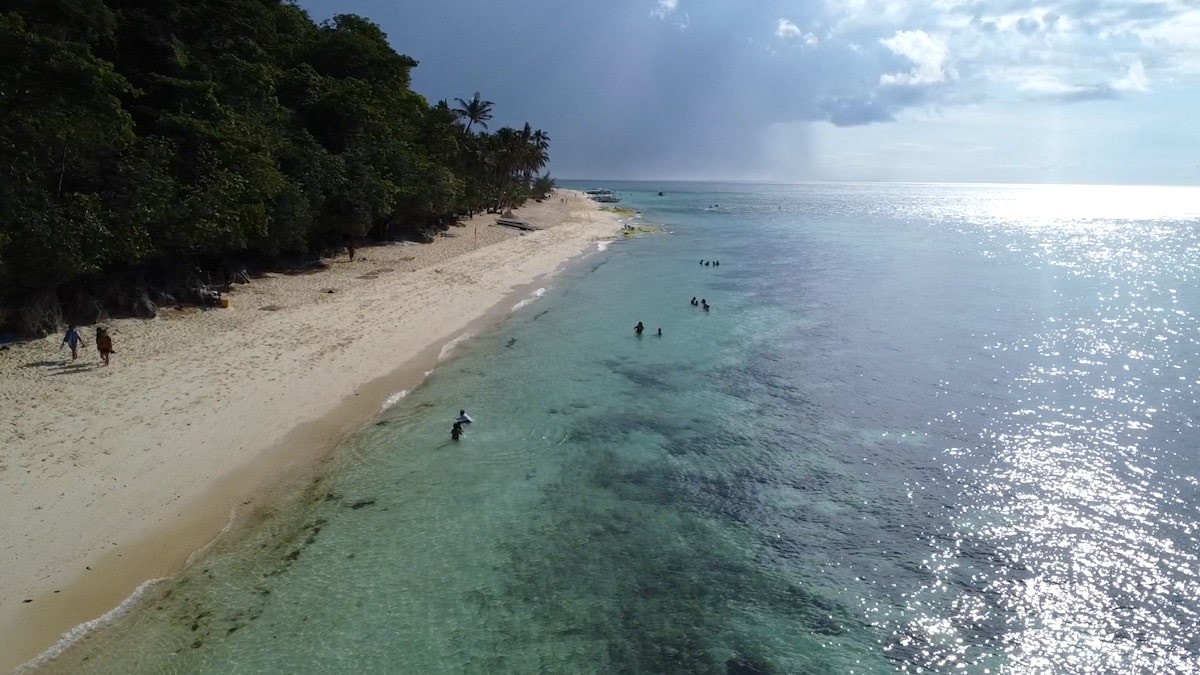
<box><xmin>621</xmin><ymin>224</ymin><xmax>661</xmax><ymax>238</ymax></box>
<box><xmin>601</xmin><ymin>206</ymin><xmax>638</xmax><ymax>216</ymax></box>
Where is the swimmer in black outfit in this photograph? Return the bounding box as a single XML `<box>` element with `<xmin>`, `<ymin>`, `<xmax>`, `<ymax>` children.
<box><xmin>451</xmin><ymin>421</ymin><xmax>464</xmax><ymax>440</ymax></box>
<box><xmin>690</xmin><ymin>296</ymin><xmax>698</xmax><ymax>306</ymax></box>
<box><xmin>656</xmin><ymin>328</ymin><xmax>662</xmax><ymax>336</ymax></box>
<box><xmin>635</xmin><ymin>321</ymin><xmax>644</xmax><ymax>335</ymax></box>
<box><xmin>701</xmin><ymin>299</ymin><xmax>710</xmax><ymax>312</ymax></box>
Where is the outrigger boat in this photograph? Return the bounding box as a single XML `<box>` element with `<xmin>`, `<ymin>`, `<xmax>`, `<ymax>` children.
<box><xmin>585</xmin><ymin>188</ymin><xmax>621</xmax><ymax>203</ymax></box>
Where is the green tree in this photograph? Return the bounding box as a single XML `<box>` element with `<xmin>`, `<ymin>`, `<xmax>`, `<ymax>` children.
<box><xmin>453</xmin><ymin>91</ymin><xmax>494</xmax><ymax>133</ymax></box>
<box><xmin>0</xmin><ymin>2</ymin><xmax>556</xmax><ymax>335</ymax></box>
<box><xmin>0</xmin><ymin>11</ymin><xmax>136</xmax><ymax>292</ymax></box>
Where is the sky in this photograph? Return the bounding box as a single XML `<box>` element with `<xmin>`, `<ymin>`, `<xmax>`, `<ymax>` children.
<box><xmin>296</xmin><ymin>0</ymin><xmax>1200</xmax><ymax>185</ymax></box>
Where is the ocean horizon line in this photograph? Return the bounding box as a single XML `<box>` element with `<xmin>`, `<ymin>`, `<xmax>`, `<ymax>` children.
<box><xmin>560</xmin><ymin>177</ymin><xmax>1200</xmax><ymax>189</ymax></box>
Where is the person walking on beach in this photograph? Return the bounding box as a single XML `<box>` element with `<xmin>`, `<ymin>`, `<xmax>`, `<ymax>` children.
<box><xmin>635</xmin><ymin>321</ymin><xmax>644</xmax><ymax>336</ymax></box>
<box><xmin>61</xmin><ymin>325</ymin><xmax>85</xmax><ymax>361</ymax></box>
<box><xmin>95</xmin><ymin>327</ymin><xmax>115</xmax><ymax>366</ymax></box>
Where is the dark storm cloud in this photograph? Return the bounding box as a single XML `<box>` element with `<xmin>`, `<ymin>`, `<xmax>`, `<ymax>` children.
<box><xmin>295</xmin><ymin>0</ymin><xmax>1196</xmax><ymax>182</ymax></box>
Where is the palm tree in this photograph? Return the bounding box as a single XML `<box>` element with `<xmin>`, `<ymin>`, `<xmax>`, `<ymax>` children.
<box><xmin>527</xmin><ymin>127</ymin><xmax>550</xmax><ymax>178</ymax></box>
<box><xmin>453</xmin><ymin>92</ymin><xmax>494</xmax><ymax>133</ymax></box>
<box><xmin>532</xmin><ymin>173</ymin><xmax>556</xmax><ymax>200</ymax></box>
<box><xmin>512</xmin><ymin>123</ymin><xmax>549</xmax><ymax>185</ymax></box>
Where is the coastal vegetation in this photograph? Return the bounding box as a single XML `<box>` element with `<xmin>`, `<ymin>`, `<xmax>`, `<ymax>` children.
<box><xmin>0</xmin><ymin>0</ymin><xmax>554</xmax><ymax>336</ymax></box>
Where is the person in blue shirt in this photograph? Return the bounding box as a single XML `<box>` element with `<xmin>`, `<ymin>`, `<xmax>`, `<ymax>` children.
<box><xmin>61</xmin><ymin>326</ymin><xmax>85</xmax><ymax>361</ymax></box>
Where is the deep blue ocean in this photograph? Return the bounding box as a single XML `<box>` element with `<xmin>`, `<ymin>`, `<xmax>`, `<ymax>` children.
<box><xmin>43</xmin><ymin>182</ymin><xmax>1200</xmax><ymax>674</ymax></box>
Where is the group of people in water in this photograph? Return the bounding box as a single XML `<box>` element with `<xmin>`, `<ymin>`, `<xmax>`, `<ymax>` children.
<box><xmin>633</xmin><ymin>321</ymin><xmax>663</xmax><ymax>337</ymax></box>
<box><xmin>451</xmin><ymin>409</ymin><xmax>472</xmax><ymax>440</ymax></box>
<box><xmin>634</xmin><ymin>261</ymin><xmax>719</xmax><ymax>337</ymax></box>
<box><xmin>699</xmin><ymin>259</ymin><xmax>719</xmax><ymax>266</ymax></box>
<box><xmin>61</xmin><ymin>325</ymin><xmax>116</xmax><ymax>366</ymax></box>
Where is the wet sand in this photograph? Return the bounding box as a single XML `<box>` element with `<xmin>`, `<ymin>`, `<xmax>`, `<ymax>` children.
<box><xmin>0</xmin><ymin>191</ymin><xmax>625</xmax><ymax>671</ymax></box>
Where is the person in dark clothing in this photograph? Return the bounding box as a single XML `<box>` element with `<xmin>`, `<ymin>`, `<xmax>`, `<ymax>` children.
<box><xmin>95</xmin><ymin>327</ymin><xmax>115</xmax><ymax>366</ymax></box>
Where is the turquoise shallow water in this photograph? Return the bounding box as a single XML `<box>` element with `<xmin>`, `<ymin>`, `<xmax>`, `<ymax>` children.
<box><xmin>41</xmin><ymin>182</ymin><xmax>1200</xmax><ymax>673</ymax></box>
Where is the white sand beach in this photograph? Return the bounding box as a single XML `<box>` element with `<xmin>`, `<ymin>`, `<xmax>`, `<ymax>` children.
<box><xmin>0</xmin><ymin>190</ymin><xmax>626</xmax><ymax>671</ymax></box>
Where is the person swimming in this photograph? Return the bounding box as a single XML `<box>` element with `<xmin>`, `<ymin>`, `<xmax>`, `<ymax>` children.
<box><xmin>456</xmin><ymin>409</ymin><xmax>473</xmax><ymax>424</ymax></box>
<box><xmin>635</xmin><ymin>321</ymin><xmax>644</xmax><ymax>335</ymax></box>
<box><xmin>451</xmin><ymin>421</ymin><xmax>464</xmax><ymax>440</ymax></box>
<box><xmin>656</xmin><ymin>328</ymin><xmax>662</xmax><ymax>336</ymax></box>
<box><xmin>690</xmin><ymin>296</ymin><xmax>698</xmax><ymax>306</ymax></box>
<box><xmin>701</xmin><ymin>299</ymin><xmax>710</xmax><ymax>312</ymax></box>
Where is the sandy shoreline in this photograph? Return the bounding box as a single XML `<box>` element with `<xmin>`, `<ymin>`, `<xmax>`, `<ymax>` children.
<box><xmin>0</xmin><ymin>190</ymin><xmax>626</xmax><ymax>672</ymax></box>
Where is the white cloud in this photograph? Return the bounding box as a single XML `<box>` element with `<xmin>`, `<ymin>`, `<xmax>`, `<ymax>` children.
<box><xmin>775</xmin><ymin>18</ymin><xmax>818</xmax><ymax>46</ymax></box>
<box><xmin>651</xmin><ymin>0</ymin><xmax>678</xmax><ymax>19</ymax></box>
<box><xmin>1114</xmin><ymin>59</ymin><xmax>1148</xmax><ymax>93</ymax></box>
<box><xmin>1011</xmin><ymin>58</ymin><xmax>1148</xmax><ymax>103</ymax></box>
<box><xmin>879</xmin><ymin>29</ymin><xmax>951</xmax><ymax>86</ymax></box>
<box><xmin>776</xmin><ymin>18</ymin><xmax>801</xmax><ymax>38</ymax></box>
<box><xmin>1018</xmin><ymin>77</ymin><xmax>1117</xmax><ymax>102</ymax></box>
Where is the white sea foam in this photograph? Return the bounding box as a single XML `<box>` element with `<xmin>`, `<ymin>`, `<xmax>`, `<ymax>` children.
<box><xmin>17</xmin><ymin>505</ymin><xmax>242</xmax><ymax>672</ymax></box>
<box><xmin>380</xmin><ymin>389</ymin><xmax>409</xmax><ymax>412</ymax></box>
<box><xmin>596</xmin><ymin>240</ymin><xmax>614</xmax><ymax>252</ymax></box>
<box><xmin>511</xmin><ymin>287</ymin><xmax>547</xmax><ymax>313</ymax></box>
<box><xmin>438</xmin><ymin>334</ymin><xmax>471</xmax><ymax>361</ymax></box>
<box><xmin>16</xmin><ymin>577</ymin><xmax>167</xmax><ymax>673</ymax></box>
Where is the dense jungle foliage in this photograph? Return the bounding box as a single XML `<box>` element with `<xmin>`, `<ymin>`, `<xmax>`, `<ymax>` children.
<box><xmin>0</xmin><ymin>0</ymin><xmax>556</xmax><ymax>336</ymax></box>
